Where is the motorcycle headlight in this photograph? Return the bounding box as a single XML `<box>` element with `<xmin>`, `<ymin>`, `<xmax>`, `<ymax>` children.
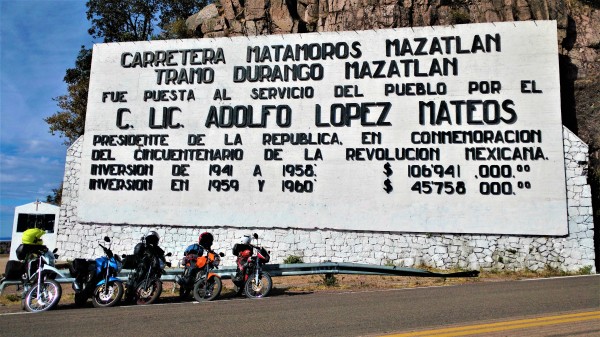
<box><xmin>213</xmin><ymin>255</ymin><xmax>221</xmax><ymax>267</ymax></box>
<box><xmin>116</xmin><ymin>260</ymin><xmax>123</xmax><ymax>273</ymax></box>
<box><xmin>159</xmin><ymin>260</ymin><xmax>166</xmax><ymax>269</ymax></box>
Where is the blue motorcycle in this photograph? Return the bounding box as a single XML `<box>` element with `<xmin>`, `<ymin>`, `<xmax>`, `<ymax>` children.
<box><xmin>70</xmin><ymin>237</ymin><xmax>124</xmax><ymax>308</ymax></box>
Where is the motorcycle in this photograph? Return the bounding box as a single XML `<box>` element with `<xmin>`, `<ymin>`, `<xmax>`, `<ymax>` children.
<box><xmin>233</xmin><ymin>233</ymin><xmax>272</xmax><ymax>299</ymax></box>
<box><xmin>176</xmin><ymin>247</ymin><xmax>224</xmax><ymax>301</ymax></box>
<box><xmin>70</xmin><ymin>236</ymin><xmax>124</xmax><ymax>308</ymax></box>
<box><xmin>190</xmin><ymin>249</ymin><xmax>225</xmax><ymax>302</ymax></box>
<box><xmin>18</xmin><ymin>246</ymin><xmax>65</xmax><ymax>312</ymax></box>
<box><xmin>124</xmin><ymin>246</ymin><xmax>171</xmax><ymax>305</ymax></box>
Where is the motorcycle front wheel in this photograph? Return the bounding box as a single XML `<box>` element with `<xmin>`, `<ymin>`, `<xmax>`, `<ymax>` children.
<box><xmin>92</xmin><ymin>281</ymin><xmax>124</xmax><ymax>308</ymax></box>
<box><xmin>136</xmin><ymin>279</ymin><xmax>162</xmax><ymax>305</ymax></box>
<box><xmin>24</xmin><ymin>280</ymin><xmax>62</xmax><ymax>312</ymax></box>
<box><xmin>244</xmin><ymin>272</ymin><xmax>272</xmax><ymax>299</ymax></box>
<box><xmin>193</xmin><ymin>277</ymin><xmax>222</xmax><ymax>302</ymax></box>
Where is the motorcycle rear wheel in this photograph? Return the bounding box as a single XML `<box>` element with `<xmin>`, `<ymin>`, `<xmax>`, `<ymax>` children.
<box><xmin>244</xmin><ymin>272</ymin><xmax>272</xmax><ymax>299</ymax></box>
<box><xmin>136</xmin><ymin>279</ymin><xmax>162</xmax><ymax>305</ymax></box>
<box><xmin>24</xmin><ymin>280</ymin><xmax>62</xmax><ymax>312</ymax></box>
<box><xmin>93</xmin><ymin>281</ymin><xmax>124</xmax><ymax>308</ymax></box>
<box><xmin>193</xmin><ymin>277</ymin><xmax>222</xmax><ymax>302</ymax></box>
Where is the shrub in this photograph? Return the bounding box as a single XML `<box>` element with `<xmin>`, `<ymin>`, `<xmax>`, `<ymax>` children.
<box><xmin>322</xmin><ymin>274</ymin><xmax>338</xmax><ymax>287</ymax></box>
<box><xmin>578</xmin><ymin>265</ymin><xmax>593</xmax><ymax>275</ymax></box>
<box><xmin>450</xmin><ymin>10</ymin><xmax>471</xmax><ymax>24</ymax></box>
<box><xmin>283</xmin><ymin>255</ymin><xmax>304</xmax><ymax>264</ymax></box>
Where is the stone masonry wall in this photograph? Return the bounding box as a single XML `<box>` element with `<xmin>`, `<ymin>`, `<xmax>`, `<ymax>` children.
<box><xmin>56</xmin><ymin>127</ymin><xmax>595</xmax><ymax>272</ymax></box>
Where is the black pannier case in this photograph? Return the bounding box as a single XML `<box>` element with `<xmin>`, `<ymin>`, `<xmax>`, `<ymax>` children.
<box><xmin>4</xmin><ymin>260</ymin><xmax>25</xmax><ymax>280</ymax></box>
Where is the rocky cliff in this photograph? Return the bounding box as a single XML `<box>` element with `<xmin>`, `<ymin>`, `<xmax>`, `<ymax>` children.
<box><xmin>187</xmin><ymin>0</ymin><xmax>597</xmax><ymax>77</ymax></box>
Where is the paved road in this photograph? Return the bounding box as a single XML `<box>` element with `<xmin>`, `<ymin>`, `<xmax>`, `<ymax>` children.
<box><xmin>0</xmin><ymin>275</ymin><xmax>598</xmax><ymax>337</ymax></box>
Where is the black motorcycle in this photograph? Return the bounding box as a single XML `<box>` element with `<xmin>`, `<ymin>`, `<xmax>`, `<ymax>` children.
<box><xmin>70</xmin><ymin>237</ymin><xmax>124</xmax><ymax>308</ymax></box>
<box><xmin>124</xmin><ymin>245</ymin><xmax>171</xmax><ymax>305</ymax></box>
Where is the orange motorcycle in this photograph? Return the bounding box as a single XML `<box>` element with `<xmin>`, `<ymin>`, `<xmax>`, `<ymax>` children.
<box><xmin>190</xmin><ymin>249</ymin><xmax>225</xmax><ymax>302</ymax></box>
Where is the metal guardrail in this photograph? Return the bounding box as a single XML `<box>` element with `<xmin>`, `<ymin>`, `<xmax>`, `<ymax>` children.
<box><xmin>0</xmin><ymin>262</ymin><xmax>478</xmax><ymax>295</ymax></box>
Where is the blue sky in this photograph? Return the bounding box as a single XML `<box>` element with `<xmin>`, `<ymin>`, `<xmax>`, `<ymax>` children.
<box><xmin>0</xmin><ymin>0</ymin><xmax>95</xmax><ymax>238</ymax></box>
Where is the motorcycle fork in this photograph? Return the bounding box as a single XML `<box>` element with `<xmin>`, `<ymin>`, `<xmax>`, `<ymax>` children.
<box><xmin>103</xmin><ymin>261</ymin><xmax>109</xmax><ymax>294</ymax></box>
<box><xmin>36</xmin><ymin>256</ymin><xmax>43</xmax><ymax>298</ymax></box>
<box><xmin>254</xmin><ymin>257</ymin><xmax>260</xmax><ymax>285</ymax></box>
<box><xmin>143</xmin><ymin>265</ymin><xmax>152</xmax><ymax>289</ymax></box>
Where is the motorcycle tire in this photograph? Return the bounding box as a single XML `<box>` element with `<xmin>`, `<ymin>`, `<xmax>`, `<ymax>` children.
<box><xmin>136</xmin><ymin>279</ymin><xmax>162</xmax><ymax>305</ymax></box>
<box><xmin>23</xmin><ymin>279</ymin><xmax>62</xmax><ymax>312</ymax></box>
<box><xmin>74</xmin><ymin>292</ymin><xmax>88</xmax><ymax>307</ymax></box>
<box><xmin>92</xmin><ymin>281</ymin><xmax>124</xmax><ymax>308</ymax></box>
<box><xmin>244</xmin><ymin>272</ymin><xmax>272</xmax><ymax>299</ymax></box>
<box><xmin>193</xmin><ymin>277</ymin><xmax>222</xmax><ymax>302</ymax></box>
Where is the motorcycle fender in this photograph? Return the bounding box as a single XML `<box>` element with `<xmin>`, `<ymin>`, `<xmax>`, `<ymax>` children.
<box><xmin>43</xmin><ymin>265</ymin><xmax>66</xmax><ymax>278</ymax></box>
<box><xmin>207</xmin><ymin>272</ymin><xmax>220</xmax><ymax>280</ymax></box>
<box><xmin>97</xmin><ymin>277</ymin><xmax>121</xmax><ymax>286</ymax></box>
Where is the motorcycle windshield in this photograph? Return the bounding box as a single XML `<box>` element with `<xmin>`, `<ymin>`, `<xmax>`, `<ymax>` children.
<box><xmin>257</xmin><ymin>248</ymin><xmax>270</xmax><ymax>263</ymax></box>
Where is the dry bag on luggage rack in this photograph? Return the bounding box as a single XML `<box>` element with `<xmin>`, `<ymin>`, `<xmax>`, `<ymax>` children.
<box><xmin>4</xmin><ymin>260</ymin><xmax>25</xmax><ymax>280</ymax></box>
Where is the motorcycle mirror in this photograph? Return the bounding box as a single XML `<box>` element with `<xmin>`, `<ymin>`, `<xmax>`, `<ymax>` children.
<box><xmin>253</xmin><ymin>233</ymin><xmax>259</xmax><ymax>239</ymax></box>
<box><xmin>52</xmin><ymin>248</ymin><xmax>58</xmax><ymax>253</ymax></box>
<box><xmin>219</xmin><ymin>252</ymin><xmax>225</xmax><ymax>257</ymax></box>
<box><xmin>104</xmin><ymin>236</ymin><xmax>111</xmax><ymax>242</ymax></box>
<box><xmin>166</xmin><ymin>252</ymin><xmax>172</xmax><ymax>257</ymax></box>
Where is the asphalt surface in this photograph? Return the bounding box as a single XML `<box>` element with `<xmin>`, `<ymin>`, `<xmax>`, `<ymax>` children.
<box><xmin>0</xmin><ymin>275</ymin><xmax>598</xmax><ymax>337</ymax></box>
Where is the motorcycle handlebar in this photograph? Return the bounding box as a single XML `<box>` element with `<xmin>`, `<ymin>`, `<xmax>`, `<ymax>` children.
<box><xmin>99</xmin><ymin>243</ymin><xmax>114</xmax><ymax>258</ymax></box>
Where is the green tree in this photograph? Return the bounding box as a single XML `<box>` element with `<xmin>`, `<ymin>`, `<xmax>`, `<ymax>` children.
<box><xmin>45</xmin><ymin>46</ymin><xmax>91</xmax><ymax>145</ymax></box>
<box><xmin>46</xmin><ymin>183</ymin><xmax>63</xmax><ymax>206</ymax></box>
<box><xmin>86</xmin><ymin>0</ymin><xmax>160</xmax><ymax>42</ymax></box>
<box><xmin>46</xmin><ymin>1</ymin><xmax>209</xmax><ymax>144</ymax></box>
<box><xmin>86</xmin><ymin>0</ymin><xmax>208</xmax><ymax>42</ymax></box>
<box><xmin>156</xmin><ymin>0</ymin><xmax>209</xmax><ymax>39</ymax></box>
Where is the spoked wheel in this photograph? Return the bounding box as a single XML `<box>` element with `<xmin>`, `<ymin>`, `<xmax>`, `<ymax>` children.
<box><xmin>92</xmin><ymin>281</ymin><xmax>124</xmax><ymax>308</ymax></box>
<box><xmin>193</xmin><ymin>277</ymin><xmax>222</xmax><ymax>302</ymax></box>
<box><xmin>244</xmin><ymin>272</ymin><xmax>272</xmax><ymax>299</ymax></box>
<box><xmin>24</xmin><ymin>280</ymin><xmax>62</xmax><ymax>312</ymax></box>
<box><xmin>136</xmin><ymin>279</ymin><xmax>162</xmax><ymax>305</ymax></box>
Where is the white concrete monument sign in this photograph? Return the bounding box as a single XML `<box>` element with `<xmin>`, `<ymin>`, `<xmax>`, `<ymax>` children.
<box><xmin>79</xmin><ymin>21</ymin><xmax>567</xmax><ymax>235</ymax></box>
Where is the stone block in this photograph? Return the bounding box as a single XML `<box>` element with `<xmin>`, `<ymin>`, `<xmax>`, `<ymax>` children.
<box><xmin>246</xmin><ymin>0</ymin><xmax>267</xmax><ymax>20</ymax></box>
